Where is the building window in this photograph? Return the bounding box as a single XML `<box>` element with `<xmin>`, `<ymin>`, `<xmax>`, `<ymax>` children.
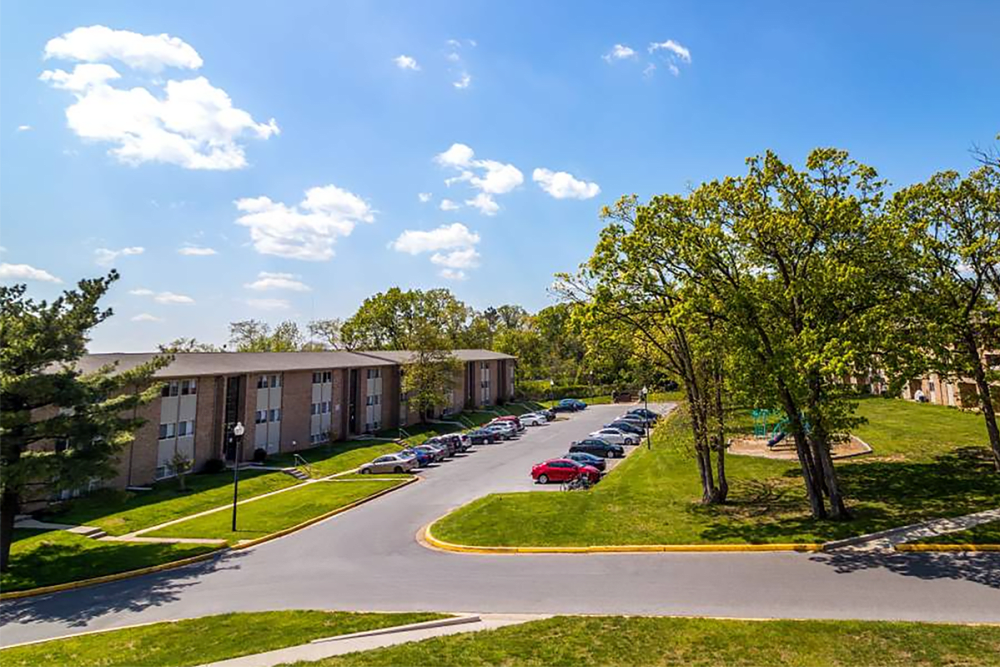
<box><xmin>257</xmin><ymin>375</ymin><xmax>267</xmax><ymax>389</ymax></box>
<box><xmin>158</xmin><ymin>423</ymin><xmax>177</xmax><ymax>440</ymax></box>
<box><xmin>161</xmin><ymin>381</ymin><xmax>180</xmax><ymax>397</ymax></box>
<box><xmin>269</xmin><ymin>408</ymin><xmax>281</xmax><ymax>422</ymax></box>
<box><xmin>311</xmin><ymin>403</ymin><xmax>319</xmax><ymax>416</ymax></box>
<box><xmin>177</xmin><ymin>420</ymin><xmax>194</xmax><ymax>437</ymax></box>
<box><xmin>367</xmin><ymin>368</ymin><xmax>380</xmax><ymax>379</ymax></box>
<box><xmin>180</xmin><ymin>379</ymin><xmax>197</xmax><ymax>395</ymax></box>
<box><xmin>270</xmin><ymin>374</ymin><xmax>281</xmax><ymax>388</ymax></box>
<box><xmin>255</xmin><ymin>410</ymin><xmax>267</xmax><ymax>424</ymax></box>
<box><xmin>322</xmin><ymin>401</ymin><xmax>331</xmax><ymax>413</ymax></box>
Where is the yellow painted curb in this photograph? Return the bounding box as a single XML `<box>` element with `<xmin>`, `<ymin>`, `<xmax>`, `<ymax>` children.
<box><xmin>232</xmin><ymin>476</ymin><xmax>418</xmax><ymax>551</ymax></box>
<box><xmin>0</xmin><ymin>548</ymin><xmax>224</xmax><ymax>601</ymax></box>
<box><xmin>896</xmin><ymin>543</ymin><xmax>1000</xmax><ymax>552</ymax></box>
<box><xmin>1</xmin><ymin>477</ymin><xmax>418</xmax><ymax>601</ymax></box>
<box><xmin>422</xmin><ymin>520</ymin><xmax>822</xmax><ymax>554</ymax></box>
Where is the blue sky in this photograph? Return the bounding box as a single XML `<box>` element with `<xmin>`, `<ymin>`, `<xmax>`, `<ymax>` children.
<box><xmin>2</xmin><ymin>0</ymin><xmax>998</xmax><ymax>352</ymax></box>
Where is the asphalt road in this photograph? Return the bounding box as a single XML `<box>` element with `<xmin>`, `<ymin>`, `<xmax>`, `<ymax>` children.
<box><xmin>2</xmin><ymin>403</ymin><xmax>998</xmax><ymax>646</ymax></box>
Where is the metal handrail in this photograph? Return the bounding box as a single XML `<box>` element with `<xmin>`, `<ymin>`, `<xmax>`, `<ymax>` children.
<box><xmin>292</xmin><ymin>453</ymin><xmax>314</xmax><ymax>477</ymax></box>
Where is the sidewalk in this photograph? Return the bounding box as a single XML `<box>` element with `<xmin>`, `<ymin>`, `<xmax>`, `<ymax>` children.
<box><xmin>825</xmin><ymin>507</ymin><xmax>1000</xmax><ymax>551</ymax></box>
<box><xmin>197</xmin><ymin>614</ymin><xmax>547</xmax><ymax>667</ymax></box>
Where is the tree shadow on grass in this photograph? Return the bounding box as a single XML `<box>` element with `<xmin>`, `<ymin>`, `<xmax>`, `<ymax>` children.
<box><xmin>695</xmin><ymin>447</ymin><xmax>1000</xmax><ymax>545</ymax></box>
<box><xmin>0</xmin><ymin>549</ymin><xmax>251</xmax><ymax>631</ymax></box>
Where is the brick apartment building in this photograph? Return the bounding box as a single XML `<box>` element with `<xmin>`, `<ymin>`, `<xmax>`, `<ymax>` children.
<box><xmin>68</xmin><ymin>349</ymin><xmax>516</xmax><ymax>489</ymax></box>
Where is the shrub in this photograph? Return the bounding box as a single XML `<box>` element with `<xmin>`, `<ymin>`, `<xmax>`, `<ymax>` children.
<box><xmin>252</xmin><ymin>448</ymin><xmax>268</xmax><ymax>463</ymax></box>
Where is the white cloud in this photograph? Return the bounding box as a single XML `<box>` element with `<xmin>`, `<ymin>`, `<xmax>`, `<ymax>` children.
<box><xmin>0</xmin><ymin>262</ymin><xmax>62</xmax><ymax>283</ymax></box>
<box><xmin>453</xmin><ymin>73</ymin><xmax>471</xmax><ymax>89</ymax></box>
<box><xmin>431</xmin><ymin>246</ymin><xmax>480</xmax><ymax>269</ymax></box>
<box><xmin>435</xmin><ymin>143</ymin><xmax>475</xmax><ymax>168</ymax></box>
<box><xmin>130</xmin><ymin>287</ymin><xmax>194</xmax><ymax>304</ymax></box>
<box><xmin>235</xmin><ymin>184</ymin><xmax>373</xmax><ymax>261</ymax></box>
<box><xmin>392</xmin><ymin>223</ymin><xmax>481</xmax><ymax>280</ymax></box>
<box><xmin>177</xmin><ymin>244</ymin><xmax>217</xmax><ymax>256</ymax></box>
<box><xmin>418</xmin><ymin>192</ymin><xmax>432</xmax><ymax>203</ymax></box>
<box><xmin>17</xmin><ymin>125</ymin><xmax>32</xmax><ymax>132</ymax></box>
<box><xmin>244</xmin><ymin>271</ymin><xmax>311</xmax><ymax>292</ymax></box>
<box><xmin>648</xmin><ymin>40</ymin><xmax>692</xmax><ymax>77</ymax></box>
<box><xmin>155</xmin><ymin>291</ymin><xmax>194</xmax><ymax>304</ymax></box>
<box><xmin>391</xmin><ymin>222</ymin><xmax>479</xmax><ymax>254</ymax></box>
<box><xmin>95</xmin><ymin>246</ymin><xmax>144</xmax><ymax>266</ymax></box>
<box><xmin>131</xmin><ymin>313</ymin><xmax>163</xmax><ymax>322</ymax></box>
<box><xmin>393</xmin><ymin>55</ymin><xmax>420</xmax><ymax>71</ymax></box>
<box><xmin>649</xmin><ymin>39</ymin><xmax>691</xmax><ymax>62</ymax></box>
<box><xmin>44</xmin><ymin>25</ymin><xmax>203</xmax><ymax>72</ymax></box>
<box><xmin>643</xmin><ymin>63</ymin><xmax>657</xmax><ymax>77</ymax></box>
<box><xmin>603</xmin><ymin>44</ymin><xmax>637</xmax><ymax>62</ymax></box>
<box><xmin>532</xmin><ymin>168</ymin><xmax>601</xmax><ymax>200</ymax></box>
<box><xmin>465</xmin><ymin>193</ymin><xmax>499</xmax><ymax>216</ymax></box>
<box><xmin>439</xmin><ymin>198</ymin><xmax>461</xmax><ymax>211</ymax></box>
<box><xmin>245</xmin><ymin>297</ymin><xmax>290</xmax><ymax>310</ymax></box>
<box><xmin>41</xmin><ymin>26</ymin><xmax>277</xmax><ymax>170</ymax></box>
<box><xmin>434</xmin><ymin>143</ymin><xmax>522</xmax><ymax>215</ymax></box>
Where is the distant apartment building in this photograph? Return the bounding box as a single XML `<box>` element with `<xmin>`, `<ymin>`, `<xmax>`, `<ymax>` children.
<box><xmin>898</xmin><ymin>350</ymin><xmax>1000</xmax><ymax>409</ymax></box>
<box><xmin>64</xmin><ymin>349</ymin><xmax>515</xmax><ymax>490</ymax></box>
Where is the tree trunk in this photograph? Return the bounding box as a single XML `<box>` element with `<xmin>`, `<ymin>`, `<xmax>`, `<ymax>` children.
<box><xmin>712</xmin><ymin>363</ymin><xmax>729</xmax><ymax>502</ymax></box>
<box><xmin>0</xmin><ymin>490</ymin><xmax>20</xmax><ymax>573</ymax></box>
<box><xmin>964</xmin><ymin>332</ymin><xmax>1000</xmax><ymax>471</ymax></box>
<box><xmin>778</xmin><ymin>386</ymin><xmax>826</xmax><ymax>519</ymax></box>
<box><xmin>806</xmin><ymin>375</ymin><xmax>851</xmax><ymax>520</ymax></box>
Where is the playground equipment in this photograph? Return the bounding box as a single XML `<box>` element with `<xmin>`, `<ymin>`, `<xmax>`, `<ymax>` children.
<box><xmin>768</xmin><ymin>417</ymin><xmax>790</xmax><ymax>447</ymax></box>
<box><xmin>752</xmin><ymin>409</ymin><xmax>781</xmax><ymax>438</ymax></box>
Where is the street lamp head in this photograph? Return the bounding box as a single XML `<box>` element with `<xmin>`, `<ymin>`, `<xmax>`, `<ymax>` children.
<box><xmin>641</xmin><ymin>385</ymin><xmax>648</xmax><ymax>395</ymax></box>
<box><xmin>233</xmin><ymin>422</ymin><xmax>245</xmax><ymax>437</ymax></box>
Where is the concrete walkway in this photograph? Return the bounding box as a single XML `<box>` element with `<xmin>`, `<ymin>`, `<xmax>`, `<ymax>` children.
<box><xmin>826</xmin><ymin>507</ymin><xmax>1000</xmax><ymax>551</ymax></box>
<box><xmin>197</xmin><ymin>614</ymin><xmax>546</xmax><ymax>667</ymax></box>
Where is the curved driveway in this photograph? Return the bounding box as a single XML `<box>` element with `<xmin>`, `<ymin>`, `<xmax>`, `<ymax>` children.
<box><xmin>2</xmin><ymin>403</ymin><xmax>998</xmax><ymax>646</ymax></box>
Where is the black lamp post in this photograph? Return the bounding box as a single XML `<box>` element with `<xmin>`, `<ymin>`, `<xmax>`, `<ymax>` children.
<box><xmin>231</xmin><ymin>421</ymin><xmax>245</xmax><ymax>532</ymax></box>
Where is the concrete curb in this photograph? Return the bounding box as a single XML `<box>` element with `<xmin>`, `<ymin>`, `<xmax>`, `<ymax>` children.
<box><xmin>896</xmin><ymin>543</ymin><xmax>1000</xmax><ymax>552</ymax></box>
<box><xmin>421</xmin><ymin>521</ymin><xmax>823</xmax><ymax>554</ymax></box>
<box><xmin>0</xmin><ymin>477</ymin><xmax>418</xmax><ymax>601</ymax></box>
<box><xmin>309</xmin><ymin>614</ymin><xmax>477</xmax><ymax>644</ymax></box>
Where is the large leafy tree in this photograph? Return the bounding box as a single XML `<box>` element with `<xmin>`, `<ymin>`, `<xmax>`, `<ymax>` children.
<box><xmin>650</xmin><ymin>149</ymin><xmax>917</xmax><ymax>520</ymax></box>
<box><xmin>402</xmin><ymin>322</ymin><xmax>463</xmax><ymax>422</ymax></box>
<box><xmin>895</xmin><ymin>165</ymin><xmax>1000</xmax><ymax>469</ymax></box>
<box><xmin>0</xmin><ymin>273</ymin><xmax>166</xmax><ymax>571</ymax></box>
<box><xmin>340</xmin><ymin>288</ymin><xmax>472</xmax><ymax>350</ymax></box>
<box><xmin>228</xmin><ymin>319</ymin><xmax>304</xmax><ymax>352</ymax></box>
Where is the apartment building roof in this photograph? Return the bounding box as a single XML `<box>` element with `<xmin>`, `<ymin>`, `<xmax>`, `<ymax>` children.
<box><xmin>71</xmin><ymin>351</ymin><xmax>397</xmax><ymax>378</ymax></box>
<box><xmin>358</xmin><ymin>349</ymin><xmax>516</xmax><ymax>364</ymax></box>
<box><xmin>69</xmin><ymin>349</ymin><xmax>513</xmax><ymax>379</ymax></box>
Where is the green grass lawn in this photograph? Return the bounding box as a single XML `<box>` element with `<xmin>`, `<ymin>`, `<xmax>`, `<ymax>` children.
<box><xmin>146</xmin><ymin>478</ymin><xmax>407</xmax><ymax>543</ymax></box>
<box><xmin>434</xmin><ymin>398</ymin><xmax>1000</xmax><ymax>546</ymax></box>
<box><xmin>267</xmin><ymin>440</ymin><xmax>405</xmax><ymax>477</ymax></box>
<box><xmin>0</xmin><ymin>529</ymin><xmax>217</xmax><ymax>593</ymax></box>
<box><xmin>41</xmin><ymin>469</ymin><xmax>300</xmax><ymax>536</ymax></box>
<box><xmin>0</xmin><ymin>611</ymin><xmax>447</xmax><ymax>667</ymax></box>
<box><xmin>309</xmin><ymin>615</ymin><xmax>1000</xmax><ymax>667</ymax></box>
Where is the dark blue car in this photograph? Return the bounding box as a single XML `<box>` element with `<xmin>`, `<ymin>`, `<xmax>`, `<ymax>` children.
<box><xmin>400</xmin><ymin>447</ymin><xmax>433</xmax><ymax>467</ymax></box>
<box><xmin>564</xmin><ymin>451</ymin><xmax>607</xmax><ymax>471</ymax></box>
<box><xmin>552</xmin><ymin>398</ymin><xmax>587</xmax><ymax>413</ymax></box>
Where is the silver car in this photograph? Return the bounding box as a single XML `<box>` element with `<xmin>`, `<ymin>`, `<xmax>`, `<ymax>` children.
<box><xmin>358</xmin><ymin>453</ymin><xmax>417</xmax><ymax>474</ymax></box>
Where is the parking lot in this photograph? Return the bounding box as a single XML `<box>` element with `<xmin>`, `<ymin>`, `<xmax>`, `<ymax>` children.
<box><xmin>403</xmin><ymin>402</ymin><xmax>674</xmax><ymax>496</ymax></box>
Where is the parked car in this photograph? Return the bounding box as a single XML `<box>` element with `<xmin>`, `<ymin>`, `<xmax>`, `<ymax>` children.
<box><xmin>414</xmin><ymin>444</ymin><xmax>446</xmax><ymax>462</ymax></box>
<box><xmin>551</xmin><ymin>398</ymin><xmax>586</xmax><ymax>413</ymax></box>
<box><xmin>569</xmin><ymin>438</ymin><xmax>625</xmax><ymax>459</ymax></box>
<box><xmin>617</xmin><ymin>413</ymin><xmax>653</xmax><ymax>427</ymax></box>
<box><xmin>563</xmin><ymin>451</ymin><xmax>607</xmax><ymax>471</ymax></box>
<box><xmin>400</xmin><ymin>447</ymin><xmax>433</xmax><ymax>467</ymax></box>
<box><xmin>531</xmin><ymin>458</ymin><xmax>602</xmax><ymax>485</ymax></box>
<box><xmin>468</xmin><ymin>428</ymin><xmax>500</xmax><ymax>444</ymax></box>
<box><xmin>359</xmin><ymin>453</ymin><xmax>417</xmax><ymax>474</ymax></box>
<box><xmin>536</xmin><ymin>408</ymin><xmax>556</xmax><ymax>421</ymax></box>
<box><xmin>519</xmin><ymin>413</ymin><xmax>546</xmax><ymax>426</ymax></box>
<box><xmin>627</xmin><ymin>407</ymin><xmax>661</xmax><ymax>421</ymax></box>
<box><xmin>487</xmin><ymin>421</ymin><xmax>518</xmax><ymax>437</ymax></box>
<box><xmin>589</xmin><ymin>428</ymin><xmax>637</xmax><ymax>446</ymax></box>
<box><xmin>493</xmin><ymin>415</ymin><xmax>524</xmax><ymax>431</ymax></box>
<box><xmin>424</xmin><ymin>436</ymin><xmax>456</xmax><ymax>456</ymax></box>
<box><xmin>606</xmin><ymin>420</ymin><xmax>645</xmax><ymax>436</ymax></box>
<box><xmin>484</xmin><ymin>423</ymin><xmax>517</xmax><ymax>440</ymax></box>
<box><xmin>439</xmin><ymin>433</ymin><xmax>470</xmax><ymax>452</ymax></box>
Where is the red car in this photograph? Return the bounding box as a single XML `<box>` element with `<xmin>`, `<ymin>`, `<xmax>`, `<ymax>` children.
<box><xmin>531</xmin><ymin>458</ymin><xmax>601</xmax><ymax>485</ymax></box>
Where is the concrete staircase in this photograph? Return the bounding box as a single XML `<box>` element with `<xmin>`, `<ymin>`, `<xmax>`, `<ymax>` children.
<box><xmin>282</xmin><ymin>467</ymin><xmax>310</xmax><ymax>481</ymax></box>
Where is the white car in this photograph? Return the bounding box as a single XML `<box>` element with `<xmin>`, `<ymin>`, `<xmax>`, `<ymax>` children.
<box><xmin>519</xmin><ymin>413</ymin><xmax>546</xmax><ymax>426</ymax></box>
<box><xmin>589</xmin><ymin>428</ymin><xmax>638</xmax><ymax>446</ymax></box>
